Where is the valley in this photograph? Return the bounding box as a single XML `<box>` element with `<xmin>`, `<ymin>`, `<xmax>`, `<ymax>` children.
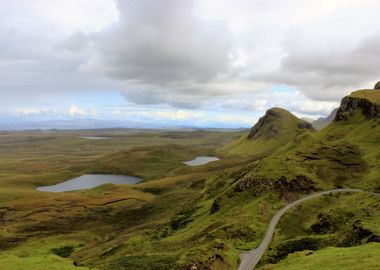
<box><xmin>0</xmin><ymin>87</ymin><xmax>380</xmax><ymax>270</ymax></box>
<box><xmin>3</xmin><ymin>1</ymin><xmax>380</xmax><ymax>269</ymax></box>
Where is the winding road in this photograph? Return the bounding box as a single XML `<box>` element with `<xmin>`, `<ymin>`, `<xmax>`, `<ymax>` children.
<box><xmin>237</xmin><ymin>188</ymin><xmax>380</xmax><ymax>270</ymax></box>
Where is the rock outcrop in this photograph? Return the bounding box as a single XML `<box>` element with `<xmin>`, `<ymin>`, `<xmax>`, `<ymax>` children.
<box><xmin>374</xmin><ymin>81</ymin><xmax>380</xmax><ymax>90</ymax></box>
<box><xmin>334</xmin><ymin>95</ymin><xmax>380</xmax><ymax>121</ymax></box>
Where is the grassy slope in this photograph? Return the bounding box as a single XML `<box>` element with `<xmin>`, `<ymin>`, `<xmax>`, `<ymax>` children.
<box><xmin>260</xmin><ymin>243</ymin><xmax>380</xmax><ymax>270</ymax></box>
<box><xmin>0</xmin><ymin>91</ymin><xmax>379</xmax><ymax>270</ymax></box>
<box><xmin>221</xmin><ymin>108</ymin><xmax>314</xmax><ymax>157</ymax></box>
<box><xmin>259</xmin><ymin>193</ymin><xmax>380</xmax><ymax>270</ymax></box>
<box><xmin>350</xmin><ymin>89</ymin><xmax>380</xmax><ymax>104</ymax></box>
<box><xmin>253</xmin><ymin>91</ymin><xmax>380</xmax><ymax>269</ymax></box>
<box><xmin>245</xmin><ymin>110</ymin><xmax>380</xmax><ymax>191</ymax></box>
<box><xmin>0</xmin><ymin>236</ymin><xmax>91</xmax><ymax>270</ymax></box>
<box><xmin>0</xmin><ymin>130</ymin><xmax>284</xmax><ymax>269</ymax></box>
<box><xmin>0</xmin><ymin>129</ymin><xmax>243</xmax><ymax>269</ymax></box>
<box><xmin>87</xmin><ymin>144</ymin><xmax>217</xmax><ymax>180</ymax></box>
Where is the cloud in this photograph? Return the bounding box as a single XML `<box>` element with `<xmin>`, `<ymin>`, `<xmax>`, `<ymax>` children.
<box><xmin>83</xmin><ymin>0</ymin><xmax>232</xmax><ymax>83</ymax></box>
<box><xmin>1</xmin><ymin>0</ymin><xmax>380</xmax><ymax>126</ymax></box>
<box><xmin>246</xmin><ymin>0</ymin><xmax>380</xmax><ymax>101</ymax></box>
<box><xmin>121</xmin><ymin>109</ymin><xmax>204</xmax><ymax>121</ymax></box>
<box><xmin>78</xmin><ymin>0</ymin><xmax>240</xmax><ymax>108</ymax></box>
<box><xmin>8</xmin><ymin>105</ymin><xmax>97</xmax><ymax>119</ymax></box>
<box><xmin>11</xmin><ymin>107</ymin><xmax>58</xmax><ymax>116</ymax></box>
<box><xmin>78</xmin><ymin>0</ymin><xmax>380</xmax><ymax>109</ymax></box>
<box><xmin>68</xmin><ymin>105</ymin><xmax>87</xmax><ymax>116</ymax></box>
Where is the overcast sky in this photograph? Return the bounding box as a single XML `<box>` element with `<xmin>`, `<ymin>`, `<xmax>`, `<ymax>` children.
<box><xmin>1</xmin><ymin>0</ymin><xmax>379</xmax><ymax>128</ymax></box>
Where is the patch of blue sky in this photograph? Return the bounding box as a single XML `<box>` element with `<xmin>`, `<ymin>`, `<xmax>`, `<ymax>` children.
<box><xmin>270</xmin><ymin>84</ymin><xmax>297</xmax><ymax>94</ymax></box>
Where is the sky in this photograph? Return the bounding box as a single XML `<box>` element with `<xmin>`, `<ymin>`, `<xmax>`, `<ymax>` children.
<box><xmin>1</xmin><ymin>0</ymin><xmax>379</xmax><ymax>129</ymax></box>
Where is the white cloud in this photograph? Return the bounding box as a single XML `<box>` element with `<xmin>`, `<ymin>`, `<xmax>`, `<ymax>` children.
<box><xmin>12</xmin><ymin>107</ymin><xmax>57</xmax><ymax>116</ymax></box>
<box><xmin>216</xmin><ymin>114</ymin><xmax>255</xmax><ymax>125</ymax></box>
<box><xmin>289</xmin><ymin>100</ymin><xmax>338</xmax><ymax>116</ymax></box>
<box><xmin>68</xmin><ymin>105</ymin><xmax>87</xmax><ymax>116</ymax></box>
<box><xmin>1</xmin><ymin>0</ymin><xmax>379</xmax><ymax>126</ymax></box>
<box><xmin>9</xmin><ymin>105</ymin><xmax>95</xmax><ymax>119</ymax></box>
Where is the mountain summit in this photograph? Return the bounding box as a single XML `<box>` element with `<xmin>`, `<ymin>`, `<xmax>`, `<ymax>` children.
<box><xmin>222</xmin><ymin>107</ymin><xmax>314</xmax><ymax>156</ymax></box>
<box><xmin>248</xmin><ymin>107</ymin><xmax>314</xmax><ymax>140</ymax></box>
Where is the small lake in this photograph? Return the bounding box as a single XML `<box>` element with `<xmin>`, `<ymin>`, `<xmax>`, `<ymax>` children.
<box><xmin>183</xmin><ymin>156</ymin><xmax>220</xmax><ymax>166</ymax></box>
<box><xmin>80</xmin><ymin>137</ymin><xmax>113</xmax><ymax>140</ymax></box>
<box><xmin>36</xmin><ymin>174</ymin><xmax>141</xmax><ymax>192</ymax></box>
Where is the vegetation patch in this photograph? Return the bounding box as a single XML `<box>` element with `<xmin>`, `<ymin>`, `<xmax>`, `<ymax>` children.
<box><xmin>51</xmin><ymin>245</ymin><xmax>74</xmax><ymax>258</ymax></box>
<box><xmin>102</xmin><ymin>255</ymin><xmax>179</xmax><ymax>270</ymax></box>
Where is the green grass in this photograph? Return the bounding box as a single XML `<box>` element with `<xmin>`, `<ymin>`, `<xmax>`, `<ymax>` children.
<box><xmin>350</xmin><ymin>89</ymin><xmax>380</xmax><ymax>104</ymax></box>
<box><xmin>0</xmin><ymin>236</ymin><xmax>89</xmax><ymax>270</ymax></box>
<box><xmin>1</xmin><ymin>89</ymin><xmax>380</xmax><ymax>269</ymax></box>
<box><xmin>259</xmin><ymin>243</ymin><xmax>380</xmax><ymax>270</ymax></box>
<box><xmin>0</xmin><ymin>128</ymin><xmax>249</xmax><ymax>269</ymax></box>
<box><xmin>221</xmin><ymin>107</ymin><xmax>314</xmax><ymax>157</ymax></box>
<box><xmin>87</xmin><ymin>144</ymin><xmax>215</xmax><ymax>180</ymax></box>
<box><xmin>260</xmin><ymin>192</ymin><xmax>380</xmax><ymax>267</ymax></box>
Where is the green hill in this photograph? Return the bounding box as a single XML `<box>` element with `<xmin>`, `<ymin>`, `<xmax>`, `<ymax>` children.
<box><xmin>0</xmin><ymin>88</ymin><xmax>380</xmax><ymax>270</ymax></box>
<box><xmin>221</xmin><ymin>107</ymin><xmax>315</xmax><ymax>157</ymax></box>
<box><xmin>250</xmin><ymin>88</ymin><xmax>380</xmax><ymax>269</ymax></box>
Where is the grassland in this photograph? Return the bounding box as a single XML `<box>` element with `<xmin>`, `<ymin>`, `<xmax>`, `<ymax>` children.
<box><xmin>0</xmin><ymin>128</ymin><xmax>252</xmax><ymax>269</ymax></box>
<box><xmin>0</xmin><ymin>236</ymin><xmax>91</xmax><ymax>270</ymax></box>
<box><xmin>259</xmin><ymin>192</ymin><xmax>380</xmax><ymax>268</ymax></box>
<box><xmin>259</xmin><ymin>243</ymin><xmax>380</xmax><ymax>270</ymax></box>
<box><xmin>350</xmin><ymin>89</ymin><xmax>380</xmax><ymax>104</ymax></box>
<box><xmin>1</xmin><ymin>90</ymin><xmax>380</xmax><ymax>270</ymax></box>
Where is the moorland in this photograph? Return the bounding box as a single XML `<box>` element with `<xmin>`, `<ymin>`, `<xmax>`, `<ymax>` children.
<box><xmin>0</xmin><ymin>85</ymin><xmax>380</xmax><ymax>270</ymax></box>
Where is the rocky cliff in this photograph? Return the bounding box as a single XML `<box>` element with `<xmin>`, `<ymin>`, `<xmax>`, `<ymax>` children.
<box><xmin>334</xmin><ymin>90</ymin><xmax>380</xmax><ymax>121</ymax></box>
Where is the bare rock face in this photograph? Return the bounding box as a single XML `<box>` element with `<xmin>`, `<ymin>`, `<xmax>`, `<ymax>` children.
<box><xmin>374</xmin><ymin>81</ymin><xmax>380</xmax><ymax>90</ymax></box>
<box><xmin>247</xmin><ymin>109</ymin><xmax>280</xmax><ymax>139</ymax></box>
<box><xmin>297</xmin><ymin>122</ymin><xmax>314</xmax><ymax>129</ymax></box>
<box><xmin>334</xmin><ymin>96</ymin><xmax>380</xmax><ymax>121</ymax></box>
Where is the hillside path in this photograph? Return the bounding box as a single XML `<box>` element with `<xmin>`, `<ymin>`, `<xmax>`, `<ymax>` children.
<box><xmin>237</xmin><ymin>188</ymin><xmax>380</xmax><ymax>270</ymax></box>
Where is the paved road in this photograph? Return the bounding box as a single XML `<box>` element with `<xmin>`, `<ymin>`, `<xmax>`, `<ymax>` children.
<box><xmin>237</xmin><ymin>189</ymin><xmax>380</xmax><ymax>270</ymax></box>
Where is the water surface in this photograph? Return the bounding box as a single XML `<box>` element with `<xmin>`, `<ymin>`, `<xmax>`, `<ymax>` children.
<box><xmin>183</xmin><ymin>156</ymin><xmax>219</xmax><ymax>166</ymax></box>
<box><xmin>37</xmin><ymin>174</ymin><xmax>141</xmax><ymax>192</ymax></box>
<box><xmin>80</xmin><ymin>136</ymin><xmax>113</xmax><ymax>140</ymax></box>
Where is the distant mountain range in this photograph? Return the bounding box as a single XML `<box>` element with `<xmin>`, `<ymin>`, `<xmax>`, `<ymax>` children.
<box><xmin>0</xmin><ymin>119</ymin><xmax>184</xmax><ymax>131</ymax></box>
<box><xmin>311</xmin><ymin>108</ymin><xmax>338</xmax><ymax>130</ymax></box>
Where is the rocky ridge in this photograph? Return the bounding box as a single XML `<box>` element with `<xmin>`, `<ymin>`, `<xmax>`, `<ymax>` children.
<box><xmin>335</xmin><ymin>92</ymin><xmax>380</xmax><ymax>121</ymax></box>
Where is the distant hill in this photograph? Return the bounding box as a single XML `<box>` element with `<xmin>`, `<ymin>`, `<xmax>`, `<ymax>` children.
<box><xmin>312</xmin><ymin>108</ymin><xmax>338</xmax><ymax>130</ymax></box>
<box><xmin>2</xmin><ymin>85</ymin><xmax>380</xmax><ymax>270</ymax></box>
<box><xmin>221</xmin><ymin>107</ymin><xmax>314</xmax><ymax>156</ymax></box>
